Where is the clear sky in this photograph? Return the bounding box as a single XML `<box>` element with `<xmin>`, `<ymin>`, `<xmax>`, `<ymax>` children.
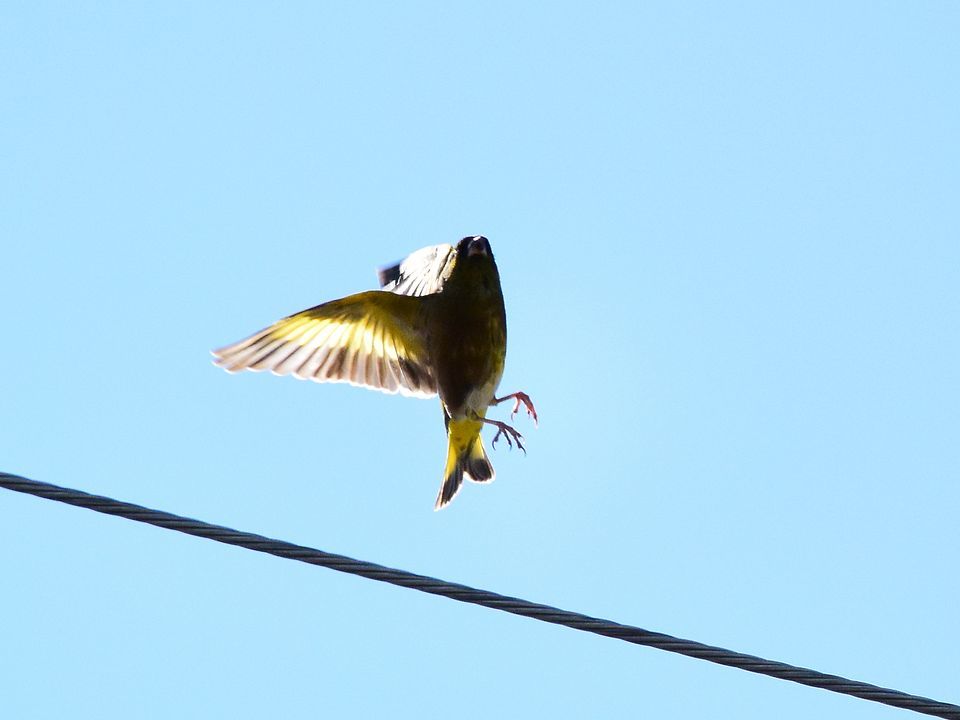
<box><xmin>2</xmin><ymin>3</ymin><xmax>958</xmax><ymax>718</ymax></box>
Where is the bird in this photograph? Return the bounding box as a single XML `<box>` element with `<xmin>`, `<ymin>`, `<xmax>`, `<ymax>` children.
<box><xmin>212</xmin><ymin>236</ymin><xmax>537</xmax><ymax>509</ymax></box>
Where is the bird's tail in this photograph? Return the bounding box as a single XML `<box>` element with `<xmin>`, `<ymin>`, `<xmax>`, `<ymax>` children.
<box><xmin>435</xmin><ymin>418</ymin><xmax>495</xmax><ymax>510</ymax></box>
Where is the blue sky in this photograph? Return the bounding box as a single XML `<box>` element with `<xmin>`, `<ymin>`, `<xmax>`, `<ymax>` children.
<box><xmin>1</xmin><ymin>2</ymin><xmax>958</xmax><ymax>718</ymax></box>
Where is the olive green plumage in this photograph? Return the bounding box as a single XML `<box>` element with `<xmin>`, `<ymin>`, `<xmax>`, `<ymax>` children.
<box><xmin>213</xmin><ymin>235</ymin><xmax>535</xmax><ymax>509</ymax></box>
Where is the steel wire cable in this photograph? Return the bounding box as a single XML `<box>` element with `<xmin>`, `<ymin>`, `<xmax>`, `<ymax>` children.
<box><xmin>1</xmin><ymin>471</ymin><xmax>957</xmax><ymax>719</ymax></box>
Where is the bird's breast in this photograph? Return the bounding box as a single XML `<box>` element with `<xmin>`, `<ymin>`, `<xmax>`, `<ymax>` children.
<box><xmin>429</xmin><ymin>295</ymin><xmax>506</xmax><ymax>419</ymax></box>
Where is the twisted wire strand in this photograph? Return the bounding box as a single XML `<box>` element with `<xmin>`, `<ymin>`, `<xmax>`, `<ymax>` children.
<box><xmin>1</xmin><ymin>472</ymin><xmax>956</xmax><ymax>719</ymax></box>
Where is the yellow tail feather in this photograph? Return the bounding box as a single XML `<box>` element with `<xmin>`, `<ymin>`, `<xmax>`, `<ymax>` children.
<box><xmin>435</xmin><ymin>418</ymin><xmax>494</xmax><ymax>510</ymax></box>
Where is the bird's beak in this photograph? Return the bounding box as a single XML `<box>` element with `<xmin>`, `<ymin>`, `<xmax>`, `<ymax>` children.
<box><xmin>467</xmin><ymin>236</ymin><xmax>489</xmax><ymax>257</ymax></box>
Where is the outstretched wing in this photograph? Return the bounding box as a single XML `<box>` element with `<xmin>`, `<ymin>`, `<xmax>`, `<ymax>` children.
<box><xmin>378</xmin><ymin>243</ymin><xmax>457</xmax><ymax>297</ymax></box>
<box><xmin>212</xmin><ymin>291</ymin><xmax>436</xmax><ymax>398</ymax></box>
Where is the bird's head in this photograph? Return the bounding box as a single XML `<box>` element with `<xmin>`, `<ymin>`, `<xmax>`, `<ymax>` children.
<box><xmin>451</xmin><ymin>235</ymin><xmax>501</xmax><ymax>297</ymax></box>
<box><xmin>458</xmin><ymin>235</ymin><xmax>493</xmax><ymax>260</ymax></box>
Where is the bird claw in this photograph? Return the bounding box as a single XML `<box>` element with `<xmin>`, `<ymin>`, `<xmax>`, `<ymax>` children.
<box><xmin>489</xmin><ymin>420</ymin><xmax>526</xmax><ymax>455</ymax></box>
<box><xmin>493</xmin><ymin>391</ymin><xmax>538</xmax><ymax>427</ymax></box>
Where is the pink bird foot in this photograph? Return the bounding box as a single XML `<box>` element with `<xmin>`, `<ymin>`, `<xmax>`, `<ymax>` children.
<box><xmin>483</xmin><ymin>418</ymin><xmax>526</xmax><ymax>454</ymax></box>
<box><xmin>492</xmin><ymin>391</ymin><xmax>538</xmax><ymax>426</ymax></box>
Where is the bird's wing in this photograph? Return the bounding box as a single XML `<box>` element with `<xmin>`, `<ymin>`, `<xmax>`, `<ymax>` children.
<box><xmin>378</xmin><ymin>243</ymin><xmax>457</xmax><ymax>297</ymax></box>
<box><xmin>212</xmin><ymin>290</ymin><xmax>436</xmax><ymax>398</ymax></box>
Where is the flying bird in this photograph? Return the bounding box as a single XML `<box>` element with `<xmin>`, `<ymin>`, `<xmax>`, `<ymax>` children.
<box><xmin>212</xmin><ymin>236</ymin><xmax>537</xmax><ymax>509</ymax></box>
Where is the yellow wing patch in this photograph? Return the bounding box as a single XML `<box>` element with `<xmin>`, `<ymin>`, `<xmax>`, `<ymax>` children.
<box><xmin>212</xmin><ymin>291</ymin><xmax>436</xmax><ymax>398</ymax></box>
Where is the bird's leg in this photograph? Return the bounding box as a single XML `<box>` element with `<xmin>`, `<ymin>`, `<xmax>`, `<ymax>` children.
<box><xmin>491</xmin><ymin>391</ymin><xmax>538</xmax><ymax>426</ymax></box>
<box><xmin>481</xmin><ymin>418</ymin><xmax>527</xmax><ymax>455</ymax></box>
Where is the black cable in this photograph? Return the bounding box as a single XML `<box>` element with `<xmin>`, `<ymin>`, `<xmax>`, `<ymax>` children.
<box><xmin>1</xmin><ymin>471</ymin><xmax>956</xmax><ymax>719</ymax></box>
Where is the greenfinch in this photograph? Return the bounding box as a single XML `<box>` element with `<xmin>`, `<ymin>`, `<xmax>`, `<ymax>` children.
<box><xmin>212</xmin><ymin>236</ymin><xmax>536</xmax><ymax>509</ymax></box>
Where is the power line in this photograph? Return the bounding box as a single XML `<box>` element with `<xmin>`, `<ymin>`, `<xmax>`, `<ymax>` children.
<box><xmin>1</xmin><ymin>471</ymin><xmax>956</xmax><ymax>719</ymax></box>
